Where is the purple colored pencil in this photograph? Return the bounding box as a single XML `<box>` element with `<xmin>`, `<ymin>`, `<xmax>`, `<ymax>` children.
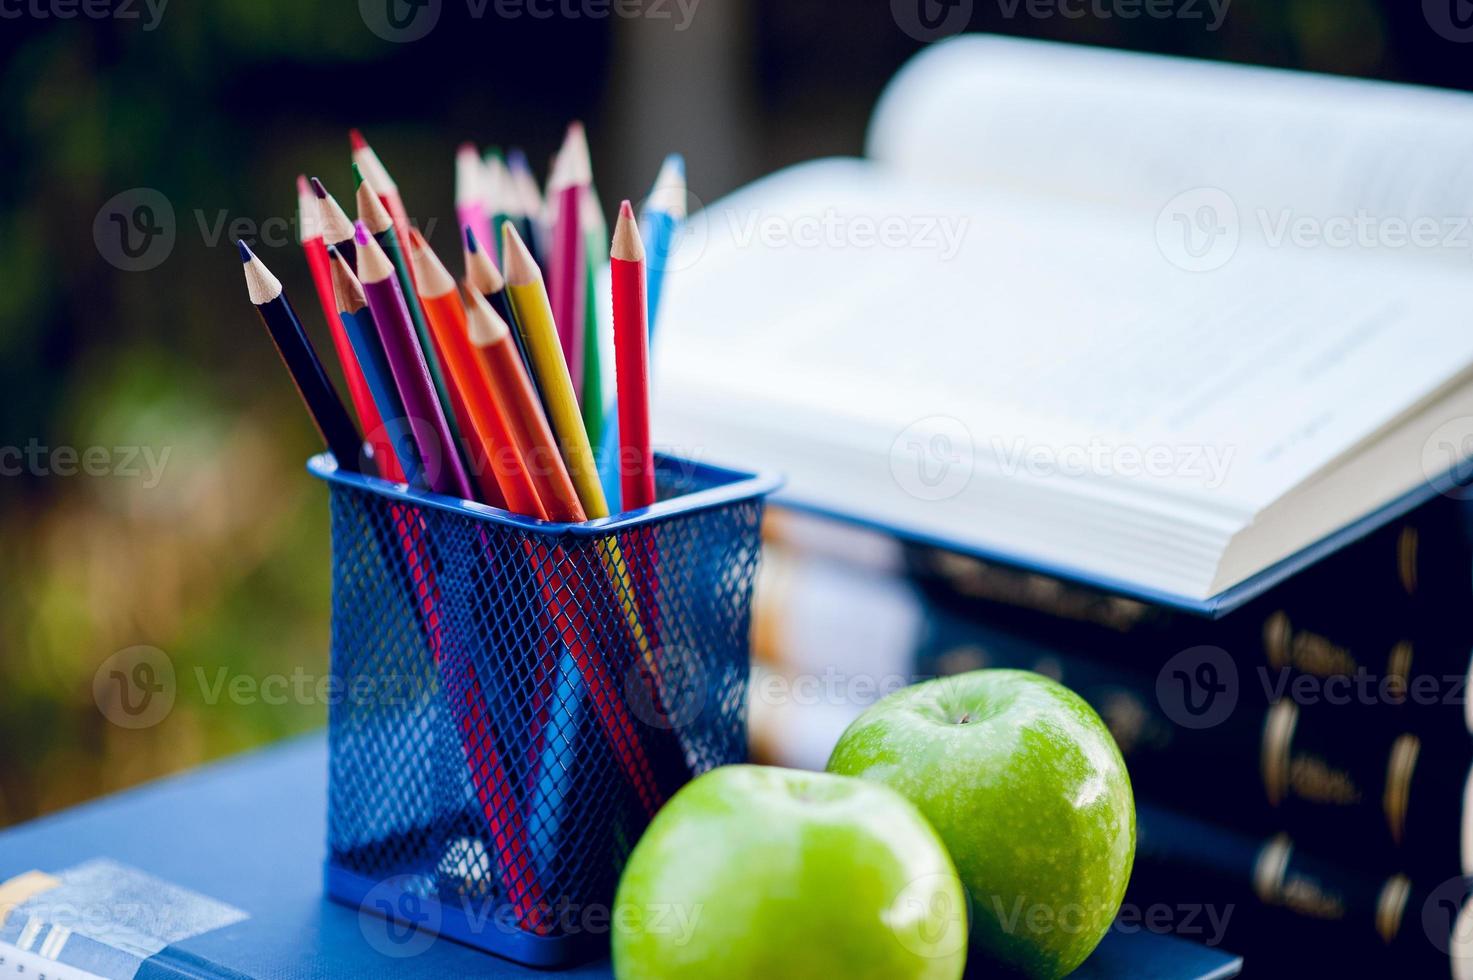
<box><xmin>353</xmin><ymin>221</ymin><xmax>474</xmax><ymax>499</ymax></box>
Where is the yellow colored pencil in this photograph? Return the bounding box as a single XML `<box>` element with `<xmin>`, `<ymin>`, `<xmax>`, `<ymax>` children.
<box><xmin>501</xmin><ymin>221</ymin><xmax>610</xmax><ymax>518</ymax></box>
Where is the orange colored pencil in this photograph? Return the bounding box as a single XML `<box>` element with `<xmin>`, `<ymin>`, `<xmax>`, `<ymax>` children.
<box><xmin>463</xmin><ymin>284</ymin><xmax>586</xmax><ymax>523</ymax></box>
<box><xmin>405</xmin><ymin>229</ymin><xmax>512</xmax><ymax>510</ymax></box>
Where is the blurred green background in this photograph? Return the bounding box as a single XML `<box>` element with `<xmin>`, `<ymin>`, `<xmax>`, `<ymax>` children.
<box><xmin>0</xmin><ymin>0</ymin><xmax>1465</xmax><ymax>826</ymax></box>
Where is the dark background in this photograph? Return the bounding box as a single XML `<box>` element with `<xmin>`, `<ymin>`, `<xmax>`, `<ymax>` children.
<box><xmin>1</xmin><ymin>0</ymin><xmax>1468</xmax><ymax>826</ymax></box>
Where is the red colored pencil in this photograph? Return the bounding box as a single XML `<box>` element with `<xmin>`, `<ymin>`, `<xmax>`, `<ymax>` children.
<box><xmin>350</xmin><ymin>128</ymin><xmax>417</xmax><ymax>288</ymax></box>
<box><xmin>298</xmin><ymin>176</ymin><xmax>400</xmax><ymax>482</ymax></box>
<box><xmin>610</xmin><ymin>200</ymin><xmax>656</xmax><ymax>510</ymax></box>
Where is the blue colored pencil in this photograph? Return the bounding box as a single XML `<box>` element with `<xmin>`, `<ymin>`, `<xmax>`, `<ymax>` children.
<box><xmin>327</xmin><ymin>246</ymin><xmax>429</xmax><ymax>488</ymax></box>
<box><xmin>639</xmin><ymin>154</ymin><xmax>685</xmax><ymax>339</ymax></box>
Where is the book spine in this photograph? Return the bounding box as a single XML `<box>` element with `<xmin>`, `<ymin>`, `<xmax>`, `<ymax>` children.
<box><xmin>1133</xmin><ymin>803</ymin><xmax>1471</xmax><ymax>974</ymax></box>
<box><xmin>918</xmin><ymin>613</ymin><xmax>1470</xmax><ymax>878</ymax></box>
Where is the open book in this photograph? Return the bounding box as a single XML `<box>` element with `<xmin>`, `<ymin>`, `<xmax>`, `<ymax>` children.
<box><xmin>651</xmin><ymin>34</ymin><xmax>1473</xmax><ymax>609</ymax></box>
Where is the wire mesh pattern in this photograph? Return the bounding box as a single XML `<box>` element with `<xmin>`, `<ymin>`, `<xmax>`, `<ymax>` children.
<box><xmin>319</xmin><ymin>458</ymin><xmax>769</xmax><ymax>962</ymax></box>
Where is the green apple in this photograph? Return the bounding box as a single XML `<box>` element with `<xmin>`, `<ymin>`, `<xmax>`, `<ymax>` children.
<box><xmin>827</xmin><ymin>669</ymin><xmax>1134</xmax><ymax>979</ymax></box>
<box><xmin>612</xmin><ymin>765</ymin><xmax>968</xmax><ymax>979</ymax></box>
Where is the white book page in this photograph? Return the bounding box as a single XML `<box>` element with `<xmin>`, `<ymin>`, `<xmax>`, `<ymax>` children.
<box><xmin>868</xmin><ymin>34</ymin><xmax>1473</xmax><ymax>264</ymax></box>
<box><xmin>654</xmin><ymin>161</ymin><xmax>1473</xmax><ymax>519</ymax></box>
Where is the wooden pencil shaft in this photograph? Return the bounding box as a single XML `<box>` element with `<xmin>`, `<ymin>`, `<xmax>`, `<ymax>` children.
<box><xmin>255</xmin><ymin>295</ymin><xmax>364</xmax><ymax>473</ymax></box>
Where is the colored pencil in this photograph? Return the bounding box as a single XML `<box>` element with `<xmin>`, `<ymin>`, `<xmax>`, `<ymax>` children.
<box><xmin>297</xmin><ymin>175</ymin><xmax>400</xmax><ymax>481</ymax></box>
<box><xmin>547</xmin><ymin>128</ymin><xmax>588</xmax><ymax>397</ymax></box>
<box><xmin>355</xmin><ymin>221</ymin><xmax>475</xmax><ymax>500</ymax></box>
<box><xmin>463</xmin><ymin>283</ymin><xmax>584</xmax><ymax>523</ymax></box>
<box><xmin>456</xmin><ymin>143</ymin><xmax>496</xmax><ymax>276</ymax></box>
<box><xmin>611</xmin><ymin>201</ymin><xmax>656</xmax><ymax>510</ymax></box>
<box><xmin>410</xmin><ymin>228</ymin><xmax>549</xmax><ymax>516</ymax></box>
<box><xmin>481</xmin><ymin>148</ymin><xmax>513</xmax><ymax>269</ymax></box>
<box><xmin>328</xmin><ymin>246</ymin><xmax>428</xmax><ymax>488</ymax></box>
<box><xmin>311</xmin><ymin>176</ymin><xmax>358</xmax><ymax>272</ymax></box>
<box><xmin>465</xmin><ymin>226</ymin><xmax>539</xmax><ymax>402</ymax></box>
<box><xmin>350</xmin><ymin>128</ymin><xmax>416</xmax><ymax>283</ymax></box>
<box><xmin>641</xmin><ymin>153</ymin><xmax>686</xmax><ymax>338</ymax></box>
<box><xmin>501</xmin><ymin>221</ymin><xmax>608</xmax><ymax>518</ymax></box>
<box><xmin>579</xmin><ymin>183</ymin><xmax>609</xmax><ymax>466</ymax></box>
<box><xmin>506</xmin><ymin>146</ymin><xmax>544</xmax><ymax>260</ymax></box>
<box><xmin>400</xmin><ymin>228</ymin><xmax>504</xmax><ymax>507</ymax></box>
<box><xmin>238</xmin><ymin>241</ymin><xmax>364</xmax><ymax>473</ymax></box>
<box><xmin>356</xmin><ymin>169</ymin><xmax>477</xmax><ymax>485</ymax></box>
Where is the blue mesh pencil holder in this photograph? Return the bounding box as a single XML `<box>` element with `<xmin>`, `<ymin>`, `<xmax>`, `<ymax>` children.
<box><xmin>310</xmin><ymin>452</ymin><xmax>779</xmax><ymax>967</ymax></box>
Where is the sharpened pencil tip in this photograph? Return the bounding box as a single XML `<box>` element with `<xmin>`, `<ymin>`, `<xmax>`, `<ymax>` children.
<box><xmin>237</xmin><ymin>239</ymin><xmax>254</xmax><ymax>263</ymax></box>
<box><xmin>620</xmin><ymin>199</ymin><xmax>636</xmax><ymax>222</ymax></box>
<box><xmin>354</xmin><ymin>221</ymin><xmax>370</xmax><ymax>246</ymax></box>
<box><xmin>296</xmin><ymin>174</ymin><xmax>311</xmax><ymax>196</ymax></box>
<box><xmin>326</xmin><ymin>243</ymin><xmax>338</xmax><ymax>259</ymax></box>
<box><xmin>349</xmin><ymin>128</ymin><xmax>368</xmax><ymax>151</ymax></box>
<box><xmin>309</xmin><ymin>177</ymin><xmax>328</xmax><ymax>200</ymax></box>
<box><xmin>465</xmin><ymin>226</ymin><xmax>480</xmax><ymax>253</ymax></box>
<box><xmin>351</xmin><ymin>162</ymin><xmax>365</xmax><ymax>187</ymax></box>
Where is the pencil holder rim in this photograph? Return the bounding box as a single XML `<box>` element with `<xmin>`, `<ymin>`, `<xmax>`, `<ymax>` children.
<box><xmin>306</xmin><ymin>452</ymin><xmax>783</xmax><ymax>534</ymax></box>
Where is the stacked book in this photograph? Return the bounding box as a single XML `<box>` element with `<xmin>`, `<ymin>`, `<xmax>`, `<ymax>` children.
<box><xmin>748</xmin><ymin>502</ymin><xmax>1473</xmax><ymax>975</ymax></box>
<box><xmin>649</xmin><ymin>34</ymin><xmax>1473</xmax><ymax>977</ymax></box>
